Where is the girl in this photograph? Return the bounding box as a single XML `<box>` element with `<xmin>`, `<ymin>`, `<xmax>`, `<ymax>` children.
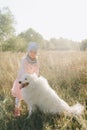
<box><xmin>11</xmin><ymin>42</ymin><xmax>40</xmax><ymax>117</ymax></box>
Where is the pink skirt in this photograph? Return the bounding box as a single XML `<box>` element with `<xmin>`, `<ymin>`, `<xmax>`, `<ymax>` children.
<box><xmin>11</xmin><ymin>78</ymin><xmax>23</xmax><ymax>100</ymax></box>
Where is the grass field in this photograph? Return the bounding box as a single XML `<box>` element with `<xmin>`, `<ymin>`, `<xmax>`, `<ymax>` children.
<box><xmin>0</xmin><ymin>51</ymin><xmax>87</xmax><ymax>130</ymax></box>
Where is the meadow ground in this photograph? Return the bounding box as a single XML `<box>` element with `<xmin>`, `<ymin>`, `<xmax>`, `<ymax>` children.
<box><xmin>0</xmin><ymin>50</ymin><xmax>87</xmax><ymax>130</ymax></box>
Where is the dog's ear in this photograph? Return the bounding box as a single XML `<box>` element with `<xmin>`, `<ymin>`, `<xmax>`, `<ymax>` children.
<box><xmin>32</xmin><ymin>73</ymin><xmax>38</xmax><ymax>78</ymax></box>
<box><xmin>30</xmin><ymin>73</ymin><xmax>38</xmax><ymax>81</ymax></box>
<box><xmin>20</xmin><ymin>73</ymin><xmax>29</xmax><ymax>82</ymax></box>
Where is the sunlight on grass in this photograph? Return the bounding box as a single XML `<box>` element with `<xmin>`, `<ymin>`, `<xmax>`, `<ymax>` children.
<box><xmin>0</xmin><ymin>51</ymin><xmax>87</xmax><ymax>130</ymax></box>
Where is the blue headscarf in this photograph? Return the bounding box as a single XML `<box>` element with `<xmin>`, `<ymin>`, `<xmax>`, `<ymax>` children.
<box><xmin>27</xmin><ymin>42</ymin><xmax>38</xmax><ymax>52</ymax></box>
<box><xmin>26</xmin><ymin>42</ymin><xmax>38</xmax><ymax>64</ymax></box>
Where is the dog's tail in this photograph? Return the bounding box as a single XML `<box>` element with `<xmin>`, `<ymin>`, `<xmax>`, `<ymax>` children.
<box><xmin>69</xmin><ymin>103</ymin><xmax>84</xmax><ymax>116</ymax></box>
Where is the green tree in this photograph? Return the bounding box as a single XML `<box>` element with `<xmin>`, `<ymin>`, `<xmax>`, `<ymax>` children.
<box><xmin>0</xmin><ymin>7</ymin><xmax>15</xmax><ymax>50</ymax></box>
<box><xmin>2</xmin><ymin>36</ymin><xmax>27</xmax><ymax>52</ymax></box>
<box><xmin>80</xmin><ymin>39</ymin><xmax>87</xmax><ymax>51</ymax></box>
<box><xmin>19</xmin><ymin>28</ymin><xmax>45</xmax><ymax>48</ymax></box>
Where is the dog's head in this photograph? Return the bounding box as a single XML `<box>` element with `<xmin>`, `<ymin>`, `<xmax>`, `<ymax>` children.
<box><xmin>19</xmin><ymin>73</ymin><xmax>38</xmax><ymax>89</ymax></box>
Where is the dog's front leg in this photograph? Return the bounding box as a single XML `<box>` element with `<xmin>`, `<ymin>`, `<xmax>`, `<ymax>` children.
<box><xmin>28</xmin><ymin>106</ymin><xmax>32</xmax><ymax>117</ymax></box>
<box><xmin>25</xmin><ymin>106</ymin><xmax>32</xmax><ymax>120</ymax></box>
<box><xmin>29</xmin><ymin>105</ymin><xmax>37</xmax><ymax>116</ymax></box>
<box><xmin>25</xmin><ymin>105</ymin><xmax>37</xmax><ymax>120</ymax></box>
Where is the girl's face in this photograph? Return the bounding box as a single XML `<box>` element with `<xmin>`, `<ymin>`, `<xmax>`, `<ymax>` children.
<box><xmin>28</xmin><ymin>51</ymin><xmax>37</xmax><ymax>59</ymax></box>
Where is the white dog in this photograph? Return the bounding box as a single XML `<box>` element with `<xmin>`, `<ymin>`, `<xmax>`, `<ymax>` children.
<box><xmin>19</xmin><ymin>73</ymin><xmax>84</xmax><ymax>117</ymax></box>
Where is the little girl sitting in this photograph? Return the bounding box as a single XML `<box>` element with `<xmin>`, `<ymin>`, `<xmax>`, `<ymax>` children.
<box><xmin>11</xmin><ymin>42</ymin><xmax>40</xmax><ymax>117</ymax></box>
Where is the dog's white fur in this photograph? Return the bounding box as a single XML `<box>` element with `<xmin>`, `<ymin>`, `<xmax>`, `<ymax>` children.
<box><xmin>20</xmin><ymin>73</ymin><xmax>84</xmax><ymax>117</ymax></box>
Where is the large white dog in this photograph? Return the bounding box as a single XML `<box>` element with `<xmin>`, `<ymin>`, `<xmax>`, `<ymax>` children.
<box><xmin>19</xmin><ymin>73</ymin><xmax>84</xmax><ymax>117</ymax></box>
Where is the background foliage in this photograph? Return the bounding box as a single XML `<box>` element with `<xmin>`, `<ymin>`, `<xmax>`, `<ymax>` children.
<box><xmin>0</xmin><ymin>7</ymin><xmax>87</xmax><ymax>52</ymax></box>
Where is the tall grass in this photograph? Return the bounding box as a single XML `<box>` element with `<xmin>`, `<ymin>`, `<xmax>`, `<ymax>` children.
<box><xmin>0</xmin><ymin>51</ymin><xmax>87</xmax><ymax>130</ymax></box>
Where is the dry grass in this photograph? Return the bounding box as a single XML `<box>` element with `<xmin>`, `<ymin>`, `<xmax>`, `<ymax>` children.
<box><xmin>0</xmin><ymin>51</ymin><xmax>87</xmax><ymax>130</ymax></box>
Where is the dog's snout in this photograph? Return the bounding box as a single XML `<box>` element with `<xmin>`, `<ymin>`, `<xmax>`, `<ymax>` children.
<box><xmin>19</xmin><ymin>81</ymin><xmax>21</xmax><ymax>84</ymax></box>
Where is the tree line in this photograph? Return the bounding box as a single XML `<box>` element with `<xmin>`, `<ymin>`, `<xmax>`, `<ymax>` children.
<box><xmin>0</xmin><ymin>7</ymin><xmax>87</xmax><ymax>52</ymax></box>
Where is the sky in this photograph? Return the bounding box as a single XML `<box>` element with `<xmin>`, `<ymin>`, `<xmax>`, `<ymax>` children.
<box><xmin>0</xmin><ymin>0</ymin><xmax>87</xmax><ymax>41</ymax></box>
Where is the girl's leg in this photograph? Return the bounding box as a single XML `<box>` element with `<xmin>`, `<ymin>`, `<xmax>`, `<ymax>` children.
<box><xmin>14</xmin><ymin>97</ymin><xmax>21</xmax><ymax>117</ymax></box>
